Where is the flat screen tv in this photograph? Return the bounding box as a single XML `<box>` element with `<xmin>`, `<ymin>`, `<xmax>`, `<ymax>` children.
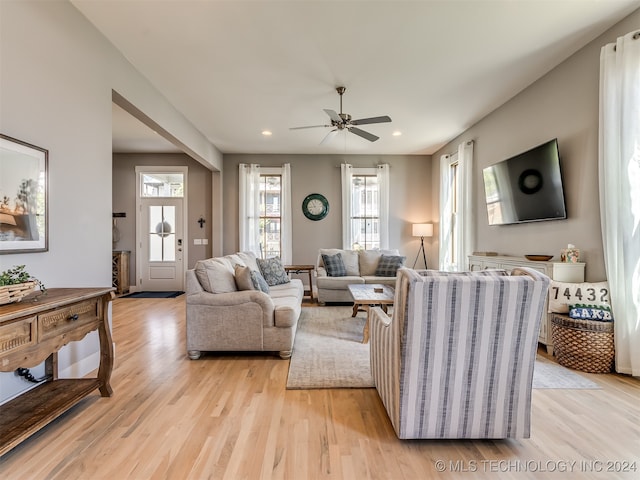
<box><xmin>482</xmin><ymin>139</ymin><xmax>567</xmax><ymax>226</ymax></box>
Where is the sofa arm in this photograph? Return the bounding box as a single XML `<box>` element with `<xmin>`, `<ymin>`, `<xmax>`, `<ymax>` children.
<box><xmin>369</xmin><ymin>306</ymin><xmax>400</xmax><ymax>434</ymax></box>
<box><xmin>187</xmin><ymin>290</ymin><xmax>275</xmax><ymax>322</ymax></box>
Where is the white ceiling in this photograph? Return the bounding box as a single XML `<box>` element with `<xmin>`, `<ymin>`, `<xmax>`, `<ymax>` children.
<box><xmin>72</xmin><ymin>0</ymin><xmax>640</xmax><ymax>156</ymax></box>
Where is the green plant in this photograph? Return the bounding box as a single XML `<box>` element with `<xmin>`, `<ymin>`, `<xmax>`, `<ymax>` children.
<box><xmin>0</xmin><ymin>265</ymin><xmax>46</xmax><ymax>295</ymax></box>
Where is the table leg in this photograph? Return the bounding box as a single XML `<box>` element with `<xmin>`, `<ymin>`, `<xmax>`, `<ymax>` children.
<box><xmin>352</xmin><ymin>302</ymin><xmax>359</xmax><ymax>317</ymax></box>
<box><xmin>363</xmin><ymin>314</ymin><xmax>370</xmax><ymax>344</ymax></box>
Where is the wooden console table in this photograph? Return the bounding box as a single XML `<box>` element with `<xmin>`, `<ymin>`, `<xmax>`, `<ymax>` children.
<box><xmin>0</xmin><ymin>287</ymin><xmax>114</xmax><ymax>456</ymax></box>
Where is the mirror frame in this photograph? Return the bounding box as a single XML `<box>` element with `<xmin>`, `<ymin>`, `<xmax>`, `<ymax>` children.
<box><xmin>0</xmin><ymin>134</ymin><xmax>48</xmax><ymax>254</ymax></box>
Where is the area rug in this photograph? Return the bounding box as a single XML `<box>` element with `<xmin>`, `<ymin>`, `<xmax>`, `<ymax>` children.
<box><xmin>286</xmin><ymin>306</ymin><xmax>601</xmax><ymax>390</ymax></box>
<box><xmin>119</xmin><ymin>291</ymin><xmax>184</xmax><ymax>299</ymax></box>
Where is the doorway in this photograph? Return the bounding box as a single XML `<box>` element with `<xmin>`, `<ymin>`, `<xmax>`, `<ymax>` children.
<box><xmin>136</xmin><ymin>166</ymin><xmax>188</xmax><ymax>291</ymax></box>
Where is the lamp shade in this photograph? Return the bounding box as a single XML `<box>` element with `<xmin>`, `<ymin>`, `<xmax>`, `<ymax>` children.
<box><xmin>412</xmin><ymin>223</ymin><xmax>433</xmax><ymax>237</ymax></box>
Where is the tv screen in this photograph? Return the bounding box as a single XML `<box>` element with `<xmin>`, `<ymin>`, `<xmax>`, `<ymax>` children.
<box><xmin>482</xmin><ymin>139</ymin><xmax>567</xmax><ymax>226</ymax></box>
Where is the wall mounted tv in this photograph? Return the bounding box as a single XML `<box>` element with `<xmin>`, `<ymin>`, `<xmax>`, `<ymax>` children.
<box><xmin>482</xmin><ymin>138</ymin><xmax>567</xmax><ymax>226</ymax></box>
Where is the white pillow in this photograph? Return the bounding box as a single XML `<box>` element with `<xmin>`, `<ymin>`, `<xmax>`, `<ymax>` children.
<box><xmin>548</xmin><ymin>281</ymin><xmax>610</xmax><ymax>313</ymax></box>
<box><xmin>195</xmin><ymin>257</ymin><xmax>237</xmax><ymax>294</ymax></box>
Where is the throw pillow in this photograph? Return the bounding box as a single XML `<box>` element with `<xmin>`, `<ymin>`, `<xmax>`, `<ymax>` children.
<box><xmin>234</xmin><ymin>265</ymin><xmax>255</xmax><ymax>291</ymax></box>
<box><xmin>319</xmin><ymin>249</ymin><xmax>359</xmax><ymax>275</ymax></box>
<box><xmin>257</xmin><ymin>257</ymin><xmax>290</xmax><ymax>286</ymax></box>
<box><xmin>321</xmin><ymin>253</ymin><xmax>347</xmax><ymax>277</ymax></box>
<box><xmin>194</xmin><ymin>258</ymin><xmax>237</xmax><ymax>293</ymax></box>
<box><xmin>548</xmin><ymin>281</ymin><xmax>610</xmax><ymax>313</ymax></box>
<box><xmin>375</xmin><ymin>255</ymin><xmax>406</xmax><ymax>277</ymax></box>
<box><xmin>568</xmin><ymin>304</ymin><xmax>614</xmax><ymax>322</ymax></box>
<box><xmin>250</xmin><ymin>269</ymin><xmax>270</xmax><ymax>293</ymax></box>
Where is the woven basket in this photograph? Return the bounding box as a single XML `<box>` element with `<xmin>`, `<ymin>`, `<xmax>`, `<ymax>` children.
<box><xmin>0</xmin><ymin>281</ymin><xmax>36</xmax><ymax>306</ymax></box>
<box><xmin>551</xmin><ymin>314</ymin><xmax>614</xmax><ymax>373</ymax></box>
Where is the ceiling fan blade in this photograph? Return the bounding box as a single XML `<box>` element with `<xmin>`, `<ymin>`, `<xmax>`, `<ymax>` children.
<box><xmin>323</xmin><ymin>109</ymin><xmax>342</xmax><ymax>123</ymax></box>
<box><xmin>349</xmin><ymin>127</ymin><xmax>379</xmax><ymax>142</ymax></box>
<box><xmin>320</xmin><ymin>129</ymin><xmax>338</xmax><ymax>145</ymax></box>
<box><xmin>289</xmin><ymin>124</ymin><xmax>331</xmax><ymax>130</ymax></box>
<box><xmin>351</xmin><ymin>115</ymin><xmax>392</xmax><ymax>126</ymax></box>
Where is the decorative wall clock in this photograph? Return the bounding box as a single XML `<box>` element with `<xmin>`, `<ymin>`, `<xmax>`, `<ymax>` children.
<box><xmin>302</xmin><ymin>193</ymin><xmax>329</xmax><ymax>221</ymax></box>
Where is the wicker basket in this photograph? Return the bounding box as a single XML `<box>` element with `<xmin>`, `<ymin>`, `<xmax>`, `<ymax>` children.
<box><xmin>0</xmin><ymin>281</ymin><xmax>36</xmax><ymax>306</ymax></box>
<box><xmin>551</xmin><ymin>314</ymin><xmax>614</xmax><ymax>373</ymax></box>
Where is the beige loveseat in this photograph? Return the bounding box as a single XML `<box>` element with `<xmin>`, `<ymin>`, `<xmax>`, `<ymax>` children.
<box><xmin>186</xmin><ymin>252</ymin><xmax>303</xmax><ymax>359</ymax></box>
<box><xmin>315</xmin><ymin>248</ymin><xmax>404</xmax><ymax>303</ymax></box>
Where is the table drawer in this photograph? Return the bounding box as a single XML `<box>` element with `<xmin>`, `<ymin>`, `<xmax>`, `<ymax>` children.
<box><xmin>38</xmin><ymin>300</ymin><xmax>99</xmax><ymax>340</ymax></box>
<box><xmin>0</xmin><ymin>316</ymin><xmax>36</xmax><ymax>361</ymax></box>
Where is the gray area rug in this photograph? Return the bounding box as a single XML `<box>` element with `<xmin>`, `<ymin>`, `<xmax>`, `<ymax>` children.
<box><xmin>286</xmin><ymin>306</ymin><xmax>601</xmax><ymax>390</ymax></box>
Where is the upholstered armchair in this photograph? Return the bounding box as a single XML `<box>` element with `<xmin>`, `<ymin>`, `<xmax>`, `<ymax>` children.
<box><xmin>369</xmin><ymin>267</ymin><xmax>550</xmax><ymax>439</ymax></box>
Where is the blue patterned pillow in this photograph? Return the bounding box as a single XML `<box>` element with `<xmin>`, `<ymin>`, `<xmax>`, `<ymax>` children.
<box><xmin>250</xmin><ymin>269</ymin><xmax>270</xmax><ymax>293</ymax></box>
<box><xmin>375</xmin><ymin>255</ymin><xmax>406</xmax><ymax>277</ymax></box>
<box><xmin>322</xmin><ymin>253</ymin><xmax>347</xmax><ymax>277</ymax></box>
<box><xmin>257</xmin><ymin>257</ymin><xmax>290</xmax><ymax>286</ymax></box>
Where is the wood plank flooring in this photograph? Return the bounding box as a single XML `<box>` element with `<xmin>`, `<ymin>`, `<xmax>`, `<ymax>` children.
<box><xmin>1</xmin><ymin>296</ymin><xmax>639</xmax><ymax>479</ymax></box>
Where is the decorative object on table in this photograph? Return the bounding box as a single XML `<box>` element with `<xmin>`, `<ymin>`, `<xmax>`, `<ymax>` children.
<box><xmin>301</xmin><ymin>193</ymin><xmax>329</xmax><ymax>221</ymax></box>
<box><xmin>551</xmin><ymin>313</ymin><xmax>614</xmax><ymax>373</ymax></box>
<box><xmin>560</xmin><ymin>243</ymin><xmax>580</xmax><ymax>263</ymax></box>
<box><xmin>525</xmin><ymin>254</ymin><xmax>554</xmax><ymax>261</ymax></box>
<box><xmin>411</xmin><ymin>223</ymin><xmax>433</xmax><ymax>268</ymax></box>
<box><xmin>0</xmin><ymin>264</ymin><xmax>46</xmax><ymax>305</ymax></box>
<box><xmin>0</xmin><ymin>134</ymin><xmax>48</xmax><ymax>253</ymax></box>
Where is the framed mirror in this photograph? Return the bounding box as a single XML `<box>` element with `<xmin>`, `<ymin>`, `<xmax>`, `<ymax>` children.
<box><xmin>0</xmin><ymin>134</ymin><xmax>48</xmax><ymax>253</ymax></box>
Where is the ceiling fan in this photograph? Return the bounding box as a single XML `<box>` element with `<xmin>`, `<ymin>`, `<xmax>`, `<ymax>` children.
<box><xmin>290</xmin><ymin>87</ymin><xmax>392</xmax><ymax>143</ymax></box>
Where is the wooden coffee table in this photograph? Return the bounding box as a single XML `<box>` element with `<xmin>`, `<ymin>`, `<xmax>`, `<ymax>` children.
<box><xmin>347</xmin><ymin>284</ymin><xmax>394</xmax><ymax>343</ymax></box>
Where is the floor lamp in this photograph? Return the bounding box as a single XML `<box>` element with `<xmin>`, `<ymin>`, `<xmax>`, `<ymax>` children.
<box><xmin>412</xmin><ymin>223</ymin><xmax>433</xmax><ymax>269</ymax></box>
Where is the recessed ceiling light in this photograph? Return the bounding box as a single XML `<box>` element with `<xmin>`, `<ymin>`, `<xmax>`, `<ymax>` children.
<box><xmin>392</xmin><ymin>131</ymin><xmax>402</xmax><ymax>137</ymax></box>
<box><xmin>262</xmin><ymin>130</ymin><xmax>272</xmax><ymax>136</ymax></box>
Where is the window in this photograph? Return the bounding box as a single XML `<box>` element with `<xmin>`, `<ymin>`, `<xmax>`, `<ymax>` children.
<box><xmin>259</xmin><ymin>174</ymin><xmax>281</xmax><ymax>258</ymax></box>
<box><xmin>239</xmin><ymin>164</ymin><xmax>292</xmax><ymax>263</ymax></box>
<box><xmin>439</xmin><ymin>142</ymin><xmax>474</xmax><ymax>271</ymax></box>
<box><xmin>140</xmin><ymin>173</ymin><xmax>184</xmax><ymax>197</ymax></box>
<box><xmin>350</xmin><ymin>175</ymin><xmax>379</xmax><ymax>250</ymax></box>
<box><xmin>341</xmin><ymin>164</ymin><xmax>389</xmax><ymax>250</ymax></box>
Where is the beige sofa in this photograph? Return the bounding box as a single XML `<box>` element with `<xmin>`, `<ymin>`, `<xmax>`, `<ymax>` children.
<box><xmin>315</xmin><ymin>248</ymin><xmax>404</xmax><ymax>303</ymax></box>
<box><xmin>186</xmin><ymin>252</ymin><xmax>303</xmax><ymax>359</ymax></box>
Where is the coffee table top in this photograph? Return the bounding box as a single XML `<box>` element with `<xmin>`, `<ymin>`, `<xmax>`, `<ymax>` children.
<box><xmin>348</xmin><ymin>284</ymin><xmax>394</xmax><ymax>304</ymax></box>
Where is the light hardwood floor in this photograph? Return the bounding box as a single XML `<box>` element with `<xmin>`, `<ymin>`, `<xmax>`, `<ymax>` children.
<box><xmin>1</xmin><ymin>297</ymin><xmax>639</xmax><ymax>479</ymax></box>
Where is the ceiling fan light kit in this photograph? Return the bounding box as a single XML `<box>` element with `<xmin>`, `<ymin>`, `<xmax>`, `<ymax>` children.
<box><xmin>291</xmin><ymin>87</ymin><xmax>391</xmax><ymax>144</ymax></box>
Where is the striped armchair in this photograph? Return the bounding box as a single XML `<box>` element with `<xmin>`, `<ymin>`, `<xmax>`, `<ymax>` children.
<box><xmin>370</xmin><ymin>267</ymin><xmax>550</xmax><ymax>439</ymax></box>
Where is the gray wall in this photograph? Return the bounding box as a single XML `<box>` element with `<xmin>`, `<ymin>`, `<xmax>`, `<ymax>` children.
<box><xmin>431</xmin><ymin>8</ymin><xmax>640</xmax><ymax>282</ymax></box>
<box><xmin>0</xmin><ymin>1</ymin><xmax>220</xmax><ymax>404</ymax></box>
<box><xmin>223</xmin><ymin>154</ymin><xmax>433</xmax><ymax>267</ymax></box>
<box><xmin>113</xmin><ymin>153</ymin><xmax>213</xmax><ymax>287</ymax></box>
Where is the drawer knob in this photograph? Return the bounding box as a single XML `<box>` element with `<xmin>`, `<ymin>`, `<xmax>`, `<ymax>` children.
<box><xmin>68</xmin><ymin>314</ymin><xmax>79</xmax><ymax>321</ymax></box>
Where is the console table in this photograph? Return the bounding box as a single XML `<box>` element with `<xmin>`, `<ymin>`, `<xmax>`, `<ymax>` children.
<box><xmin>284</xmin><ymin>264</ymin><xmax>315</xmax><ymax>302</ymax></box>
<box><xmin>0</xmin><ymin>287</ymin><xmax>114</xmax><ymax>456</ymax></box>
<box><xmin>468</xmin><ymin>255</ymin><xmax>585</xmax><ymax>354</ymax></box>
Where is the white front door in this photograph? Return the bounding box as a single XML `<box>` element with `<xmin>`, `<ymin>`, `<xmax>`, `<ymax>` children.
<box><xmin>136</xmin><ymin>167</ymin><xmax>187</xmax><ymax>292</ymax></box>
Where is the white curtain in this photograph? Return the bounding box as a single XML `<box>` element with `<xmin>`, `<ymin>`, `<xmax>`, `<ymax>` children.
<box><xmin>439</xmin><ymin>141</ymin><xmax>474</xmax><ymax>271</ymax></box>
<box><xmin>341</xmin><ymin>163</ymin><xmax>353</xmax><ymax>250</ymax></box>
<box><xmin>599</xmin><ymin>30</ymin><xmax>640</xmax><ymax>376</ymax></box>
<box><xmin>280</xmin><ymin>163</ymin><xmax>292</xmax><ymax>264</ymax></box>
<box><xmin>238</xmin><ymin>163</ymin><xmax>261</xmax><ymax>256</ymax></box>
<box><xmin>377</xmin><ymin>164</ymin><xmax>390</xmax><ymax>249</ymax></box>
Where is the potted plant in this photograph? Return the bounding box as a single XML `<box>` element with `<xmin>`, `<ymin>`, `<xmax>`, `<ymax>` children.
<box><xmin>0</xmin><ymin>265</ymin><xmax>46</xmax><ymax>305</ymax></box>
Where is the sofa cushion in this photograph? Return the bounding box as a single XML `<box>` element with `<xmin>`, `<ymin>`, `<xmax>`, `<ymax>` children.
<box><xmin>257</xmin><ymin>257</ymin><xmax>290</xmax><ymax>286</ymax></box>
<box><xmin>316</xmin><ymin>275</ymin><xmax>364</xmax><ymax>289</ymax></box>
<box><xmin>250</xmin><ymin>269</ymin><xmax>270</xmax><ymax>293</ymax></box>
<box><xmin>195</xmin><ymin>258</ymin><xmax>237</xmax><ymax>293</ymax></box>
<box><xmin>359</xmin><ymin>250</ymin><xmax>382</xmax><ymax>276</ymax></box>
<box><xmin>322</xmin><ymin>253</ymin><xmax>347</xmax><ymax>277</ymax></box>
<box><xmin>319</xmin><ymin>249</ymin><xmax>360</xmax><ymax>276</ymax></box>
<box><xmin>237</xmin><ymin>251</ymin><xmax>260</xmax><ymax>272</ymax></box>
<box><xmin>234</xmin><ymin>265</ymin><xmax>255</xmax><ymax>291</ymax></box>
<box><xmin>375</xmin><ymin>255</ymin><xmax>406</xmax><ymax>277</ymax></box>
